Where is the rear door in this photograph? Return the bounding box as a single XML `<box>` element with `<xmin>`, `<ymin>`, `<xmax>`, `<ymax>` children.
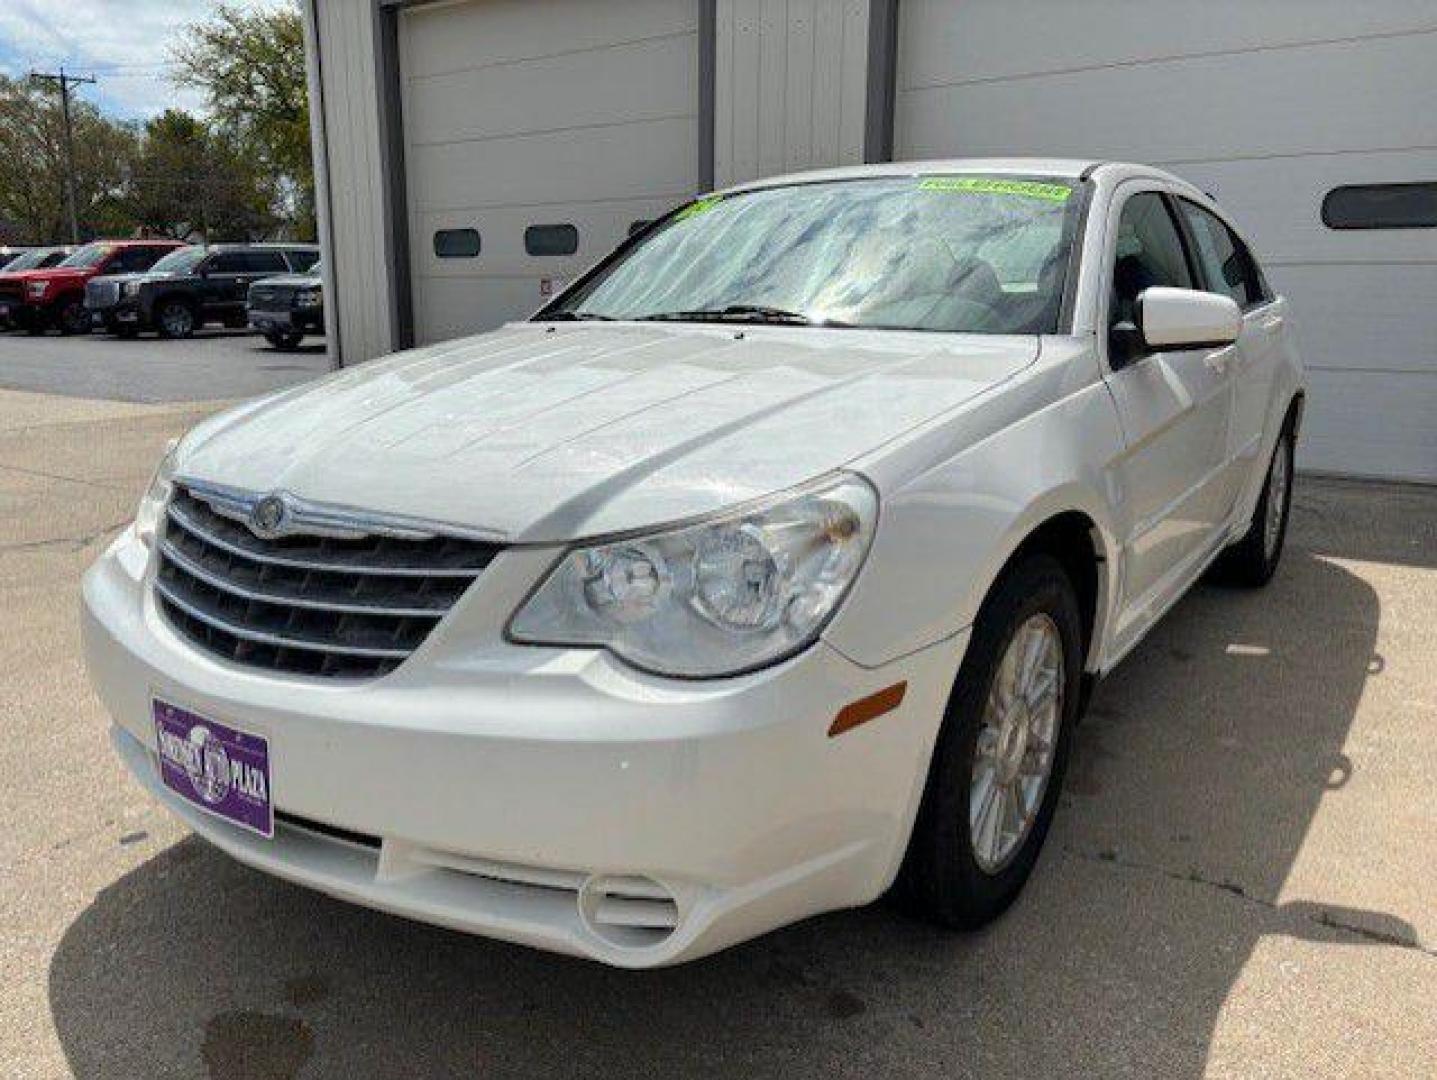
<box><xmin>1101</xmin><ymin>185</ymin><xmax>1236</xmax><ymax>642</ymax></box>
<box><xmin>1175</xmin><ymin>197</ymin><xmax>1285</xmax><ymax>513</ymax></box>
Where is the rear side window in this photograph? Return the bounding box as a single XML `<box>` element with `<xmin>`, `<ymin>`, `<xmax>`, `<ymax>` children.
<box><xmin>241</xmin><ymin>251</ymin><xmax>289</xmax><ymax>273</ymax></box>
<box><xmin>115</xmin><ymin>247</ymin><xmax>166</xmax><ymax>272</ymax></box>
<box><xmin>1109</xmin><ymin>192</ymin><xmax>1192</xmax><ymax>328</ymax></box>
<box><xmin>433</xmin><ymin>228</ymin><xmax>480</xmax><ymax>258</ymax></box>
<box><xmin>1322</xmin><ymin>182</ymin><xmax>1437</xmax><ymax>229</ymax></box>
<box><xmin>1177</xmin><ymin>201</ymin><xmax>1268</xmax><ymax>309</ymax></box>
<box><xmin>525</xmin><ymin>224</ymin><xmax>579</xmax><ymax>256</ymax></box>
<box><xmin>208</xmin><ymin>252</ymin><xmax>247</xmax><ymax>273</ymax></box>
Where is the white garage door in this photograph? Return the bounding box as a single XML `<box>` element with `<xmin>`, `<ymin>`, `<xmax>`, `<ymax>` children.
<box><xmin>894</xmin><ymin>0</ymin><xmax>1437</xmax><ymax>483</ymax></box>
<box><xmin>399</xmin><ymin>0</ymin><xmax>701</xmax><ymax>344</ymax></box>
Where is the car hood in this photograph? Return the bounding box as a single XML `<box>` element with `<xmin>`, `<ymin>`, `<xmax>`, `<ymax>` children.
<box><xmin>15</xmin><ymin>267</ymin><xmax>92</xmax><ymax>284</ymax></box>
<box><xmin>178</xmin><ymin>323</ymin><xmax>1039</xmax><ymax>542</ymax></box>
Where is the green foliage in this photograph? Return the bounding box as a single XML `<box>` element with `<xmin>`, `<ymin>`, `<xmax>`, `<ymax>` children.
<box><xmin>126</xmin><ymin>109</ymin><xmax>279</xmax><ymax>240</ymax></box>
<box><xmin>0</xmin><ymin>75</ymin><xmax>138</xmax><ymax>242</ymax></box>
<box><xmin>0</xmin><ymin>1</ymin><xmax>315</xmax><ymax>245</ymax></box>
<box><xmin>171</xmin><ymin>2</ymin><xmax>314</xmax><ymax>239</ymax></box>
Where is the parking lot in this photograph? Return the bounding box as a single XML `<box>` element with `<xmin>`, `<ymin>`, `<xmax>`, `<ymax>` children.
<box><xmin>0</xmin><ymin>329</ymin><xmax>330</xmax><ymax>404</ymax></box>
<box><xmin>0</xmin><ymin>336</ymin><xmax>1433</xmax><ymax>1078</ymax></box>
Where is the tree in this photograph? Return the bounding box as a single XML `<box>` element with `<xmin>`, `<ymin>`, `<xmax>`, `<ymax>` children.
<box><xmin>126</xmin><ymin>109</ymin><xmax>277</xmax><ymax>241</ymax></box>
<box><xmin>171</xmin><ymin>2</ymin><xmax>314</xmax><ymax>239</ymax></box>
<box><xmin>0</xmin><ymin>74</ymin><xmax>137</xmax><ymax>242</ymax></box>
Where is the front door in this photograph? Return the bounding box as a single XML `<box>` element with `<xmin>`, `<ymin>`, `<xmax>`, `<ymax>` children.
<box><xmin>1102</xmin><ymin>187</ymin><xmax>1235</xmax><ymax>644</ymax></box>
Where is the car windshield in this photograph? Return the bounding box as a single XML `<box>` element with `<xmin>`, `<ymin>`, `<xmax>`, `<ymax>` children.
<box><xmin>3</xmin><ymin>249</ymin><xmax>59</xmax><ymax>271</ymax></box>
<box><xmin>57</xmin><ymin>243</ymin><xmax>116</xmax><ymax>269</ymax></box>
<box><xmin>550</xmin><ymin>175</ymin><xmax>1082</xmax><ymax>334</ymax></box>
<box><xmin>148</xmin><ymin>247</ymin><xmax>204</xmax><ymax>274</ymax></box>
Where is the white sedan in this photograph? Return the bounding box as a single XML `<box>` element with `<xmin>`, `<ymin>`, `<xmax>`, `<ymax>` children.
<box><xmin>83</xmin><ymin>159</ymin><xmax>1305</xmax><ymax>967</ymax></box>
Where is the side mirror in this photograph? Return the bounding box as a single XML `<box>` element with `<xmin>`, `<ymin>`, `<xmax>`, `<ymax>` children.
<box><xmin>1137</xmin><ymin>286</ymin><xmax>1241</xmax><ymax>350</ymax></box>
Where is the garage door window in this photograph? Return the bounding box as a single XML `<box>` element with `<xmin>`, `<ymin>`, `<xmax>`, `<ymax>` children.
<box><xmin>1322</xmin><ymin>183</ymin><xmax>1437</xmax><ymax>230</ymax></box>
<box><xmin>433</xmin><ymin>229</ymin><xmax>481</xmax><ymax>258</ymax></box>
<box><xmin>525</xmin><ymin>224</ymin><xmax>579</xmax><ymax>256</ymax></box>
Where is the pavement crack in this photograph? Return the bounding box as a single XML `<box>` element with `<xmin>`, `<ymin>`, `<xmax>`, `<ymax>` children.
<box><xmin>1064</xmin><ymin>845</ymin><xmax>1434</xmax><ymax>958</ymax></box>
<box><xmin>0</xmin><ymin>518</ymin><xmax>129</xmax><ymax>553</ymax></box>
<box><xmin>0</xmin><ymin>461</ymin><xmax>130</xmax><ymax>492</ymax></box>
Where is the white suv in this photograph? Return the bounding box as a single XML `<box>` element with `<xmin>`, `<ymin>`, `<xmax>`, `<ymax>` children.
<box><xmin>83</xmin><ymin>160</ymin><xmax>1305</xmax><ymax>967</ymax></box>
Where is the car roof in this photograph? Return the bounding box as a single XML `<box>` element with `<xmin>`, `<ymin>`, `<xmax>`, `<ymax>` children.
<box><xmin>206</xmin><ymin>242</ymin><xmax>319</xmax><ymax>251</ymax></box>
<box><xmin>713</xmin><ymin>157</ymin><xmax>1191</xmax><ymax>196</ymax></box>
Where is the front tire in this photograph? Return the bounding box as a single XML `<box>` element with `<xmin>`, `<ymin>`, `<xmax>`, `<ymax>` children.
<box><xmin>156</xmin><ymin>299</ymin><xmax>197</xmax><ymax>339</ymax></box>
<box><xmin>897</xmin><ymin>555</ymin><xmax>1083</xmax><ymax>928</ymax></box>
<box><xmin>56</xmin><ymin>299</ymin><xmax>91</xmax><ymax>335</ymax></box>
<box><xmin>265</xmin><ymin>330</ymin><xmax>303</xmax><ymax>350</ymax></box>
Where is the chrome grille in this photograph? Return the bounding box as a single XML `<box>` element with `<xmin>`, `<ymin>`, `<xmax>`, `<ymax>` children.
<box><xmin>248</xmin><ymin>283</ymin><xmax>293</xmax><ymax>308</ymax></box>
<box><xmin>86</xmin><ymin>278</ymin><xmax>120</xmax><ymax>307</ymax></box>
<box><xmin>155</xmin><ymin>485</ymin><xmax>501</xmax><ymax>678</ymax></box>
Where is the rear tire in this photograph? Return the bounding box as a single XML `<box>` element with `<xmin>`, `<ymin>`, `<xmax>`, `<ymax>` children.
<box><xmin>156</xmin><ymin>299</ymin><xmax>197</xmax><ymax>339</ymax></box>
<box><xmin>897</xmin><ymin>555</ymin><xmax>1083</xmax><ymax>928</ymax></box>
<box><xmin>1211</xmin><ymin>421</ymin><xmax>1295</xmax><ymax>588</ymax></box>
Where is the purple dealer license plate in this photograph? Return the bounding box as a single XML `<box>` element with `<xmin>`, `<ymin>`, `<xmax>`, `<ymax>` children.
<box><xmin>153</xmin><ymin>699</ymin><xmax>273</xmax><ymax>837</ymax></box>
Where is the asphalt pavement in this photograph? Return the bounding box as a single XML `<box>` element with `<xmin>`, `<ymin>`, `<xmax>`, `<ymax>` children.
<box><xmin>0</xmin><ymin>385</ymin><xmax>1433</xmax><ymax>1079</ymax></box>
<box><xmin>0</xmin><ymin>327</ymin><xmax>331</xmax><ymax>403</ymax></box>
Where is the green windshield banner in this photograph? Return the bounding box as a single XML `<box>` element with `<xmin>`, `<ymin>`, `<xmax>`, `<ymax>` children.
<box><xmin>675</xmin><ymin>196</ymin><xmax>724</xmax><ymax>221</ymax></box>
<box><xmin>918</xmin><ymin>177</ymin><xmax>1072</xmax><ymax>202</ymax></box>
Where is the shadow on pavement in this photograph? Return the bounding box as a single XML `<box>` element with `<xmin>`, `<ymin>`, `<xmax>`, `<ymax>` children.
<box><xmin>49</xmin><ymin>538</ymin><xmax>1402</xmax><ymax>1078</ymax></box>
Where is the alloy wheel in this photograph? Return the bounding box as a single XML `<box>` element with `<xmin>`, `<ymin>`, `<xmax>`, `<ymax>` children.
<box><xmin>1264</xmin><ymin>437</ymin><xmax>1290</xmax><ymax>560</ymax></box>
<box><xmin>970</xmin><ymin>612</ymin><xmax>1064</xmax><ymax>873</ymax></box>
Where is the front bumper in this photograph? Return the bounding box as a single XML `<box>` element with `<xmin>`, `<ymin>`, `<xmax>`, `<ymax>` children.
<box><xmin>248</xmin><ymin>307</ymin><xmax>323</xmax><ymax>334</ymax></box>
<box><xmin>83</xmin><ymin>528</ymin><xmax>963</xmax><ymax>966</ymax></box>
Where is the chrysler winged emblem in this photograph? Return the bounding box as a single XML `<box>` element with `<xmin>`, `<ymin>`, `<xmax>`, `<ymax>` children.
<box><xmin>249</xmin><ymin>494</ymin><xmax>289</xmax><ymax>539</ymax></box>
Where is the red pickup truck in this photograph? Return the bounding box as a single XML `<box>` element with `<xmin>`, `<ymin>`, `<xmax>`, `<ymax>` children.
<box><xmin>0</xmin><ymin>239</ymin><xmax>185</xmax><ymax>335</ymax></box>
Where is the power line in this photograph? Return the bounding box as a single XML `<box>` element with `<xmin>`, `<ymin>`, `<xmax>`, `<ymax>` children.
<box><xmin>29</xmin><ymin>67</ymin><xmax>96</xmax><ymax>244</ymax></box>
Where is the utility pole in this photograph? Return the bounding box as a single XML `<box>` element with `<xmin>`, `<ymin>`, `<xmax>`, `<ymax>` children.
<box><xmin>29</xmin><ymin>67</ymin><xmax>96</xmax><ymax>244</ymax></box>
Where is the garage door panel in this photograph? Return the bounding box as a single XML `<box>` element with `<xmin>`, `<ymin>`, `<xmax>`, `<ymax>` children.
<box><xmin>416</xmin><ymin>198</ymin><xmax>679</xmax><ymax>279</ymax></box>
<box><xmin>1170</xmin><ymin>149</ymin><xmax>1437</xmax><ymax>265</ymax></box>
<box><xmin>409</xmin><ymin>116</ymin><xmax>698</xmax><ymax>212</ymax></box>
<box><xmin>404</xmin><ymin>33</ymin><xmax>696</xmax><ymax>147</ymax></box>
<box><xmin>413</xmin><ymin>277</ymin><xmax>550</xmax><ymax>343</ymax></box>
<box><xmin>898</xmin><ymin>0</ymin><xmax>1436</xmax><ymax>90</ymax></box>
<box><xmin>1300</xmin><ymin>370</ymin><xmax>1437</xmax><ymax>482</ymax></box>
<box><xmin>897</xmin><ymin>33</ymin><xmax>1437</xmax><ymax>164</ymax></box>
<box><xmin>402</xmin><ymin>0</ymin><xmax>696</xmax><ymax>81</ymax></box>
<box><xmin>1268</xmin><ymin>264</ymin><xmax>1437</xmax><ymax>377</ymax></box>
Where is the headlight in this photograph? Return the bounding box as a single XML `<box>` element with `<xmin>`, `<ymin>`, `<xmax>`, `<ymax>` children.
<box><xmin>122</xmin><ymin>280</ymin><xmax>142</xmax><ymax>297</ymax></box>
<box><xmin>25</xmin><ymin>281</ymin><xmax>47</xmax><ymax>299</ymax></box>
<box><xmin>135</xmin><ymin>439</ymin><xmax>180</xmax><ymax>548</ymax></box>
<box><xmin>295</xmin><ymin>287</ymin><xmax>321</xmax><ymax>308</ymax></box>
<box><xmin>509</xmin><ymin>474</ymin><xmax>877</xmax><ymax>677</ymax></box>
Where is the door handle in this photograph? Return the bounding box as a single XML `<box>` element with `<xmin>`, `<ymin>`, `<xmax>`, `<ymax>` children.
<box><xmin>1204</xmin><ymin>345</ymin><xmax>1238</xmax><ymax>374</ymax></box>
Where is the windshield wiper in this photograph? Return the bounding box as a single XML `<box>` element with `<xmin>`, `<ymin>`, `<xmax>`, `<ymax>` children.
<box><xmin>638</xmin><ymin>304</ymin><xmax>848</xmax><ymax>327</ymax></box>
<box><xmin>542</xmin><ymin>310</ymin><xmax>616</xmax><ymax>322</ymax></box>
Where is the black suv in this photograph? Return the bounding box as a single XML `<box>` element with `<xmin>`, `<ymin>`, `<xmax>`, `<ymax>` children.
<box><xmin>86</xmin><ymin>243</ymin><xmax>319</xmax><ymax>338</ymax></box>
<box><xmin>246</xmin><ymin>263</ymin><xmax>323</xmax><ymax>350</ymax></box>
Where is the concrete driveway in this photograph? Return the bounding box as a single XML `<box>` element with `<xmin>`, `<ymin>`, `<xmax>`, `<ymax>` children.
<box><xmin>1</xmin><ymin>388</ymin><xmax>1433</xmax><ymax>1079</ymax></box>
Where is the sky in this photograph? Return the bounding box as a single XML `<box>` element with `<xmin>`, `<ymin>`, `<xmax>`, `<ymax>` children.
<box><xmin>0</xmin><ymin>0</ymin><xmax>294</xmax><ymax>121</ymax></box>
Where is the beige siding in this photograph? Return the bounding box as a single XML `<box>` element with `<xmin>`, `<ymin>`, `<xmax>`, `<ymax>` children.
<box><xmin>399</xmin><ymin>0</ymin><xmax>700</xmax><ymax>343</ymax></box>
<box><xmin>713</xmin><ymin>0</ymin><xmax>871</xmax><ymax>187</ymax></box>
<box><xmin>304</xmin><ymin>0</ymin><xmax>394</xmax><ymax>364</ymax></box>
<box><xmin>895</xmin><ymin>0</ymin><xmax>1437</xmax><ymax>483</ymax></box>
